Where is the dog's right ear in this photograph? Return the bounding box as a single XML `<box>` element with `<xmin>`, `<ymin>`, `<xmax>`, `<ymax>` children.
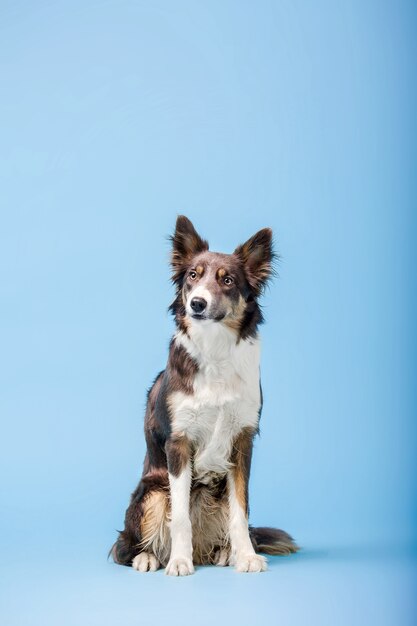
<box><xmin>170</xmin><ymin>215</ymin><xmax>209</xmax><ymax>284</ymax></box>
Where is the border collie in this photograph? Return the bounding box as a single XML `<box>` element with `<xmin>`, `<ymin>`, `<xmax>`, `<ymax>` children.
<box><xmin>110</xmin><ymin>216</ymin><xmax>298</xmax><ymax>575</ymax></box>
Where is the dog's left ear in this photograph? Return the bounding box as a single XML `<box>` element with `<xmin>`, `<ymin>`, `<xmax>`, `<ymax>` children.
<box><xmin>234</xmin><ymin>228</ymin><xmax>274</xmax><ymax>295</ymax></box>
<box><xmin>170</xmin><ymin>215</ymin><xmax>209</xmax><ymax>284</ymax></box>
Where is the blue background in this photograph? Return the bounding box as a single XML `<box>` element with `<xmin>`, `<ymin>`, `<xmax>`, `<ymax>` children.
<box><xmin>1</xmin><ymin>1</ymin><xmax>416</xmax><ymax>624</ymax></box>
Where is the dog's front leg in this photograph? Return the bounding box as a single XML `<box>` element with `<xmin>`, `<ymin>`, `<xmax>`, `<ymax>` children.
<box><xmin>228</xmin><ymin>428</ymin><xmax>267</xmax><ymax>573</ymax></box>
<box><xmin>165</xmin><ymin>435</ymin><xmax>194</xmax><ymax>576</ymax></box>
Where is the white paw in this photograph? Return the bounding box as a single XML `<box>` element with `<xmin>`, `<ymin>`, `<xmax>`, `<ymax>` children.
<box><xmin>235</xmin><ymin>553</ymin><xmax>267</xmax><ymax>573</ymax></box>
<box><xmin>165</xmin><ymin>557</ymin><xmax>195</xmax><ymax>576</ymax></box>
<box><xmin>132</xmin><ymin>552</ymin><xmax>160</xmax><ymax>572</ymax></box>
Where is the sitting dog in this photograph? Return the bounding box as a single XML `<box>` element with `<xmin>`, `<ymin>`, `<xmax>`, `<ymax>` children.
<box><xmin>110</xmin><ymin>215</ymin><xmax>298</xmax><ymax>575</ymax></box>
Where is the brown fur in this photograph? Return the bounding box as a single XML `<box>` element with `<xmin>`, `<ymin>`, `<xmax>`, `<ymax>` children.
<box><xmin>223</xmin><ymin>294</ymin><xmax>248</xmax><ymax>334</ymax></box>
<box><xmin>167</xmin><ymin>341</ymin><xmax>198</xmax><ymax>394</ymax></box>
<box><xmin>137</xmin><ymin>480</ymin><xmax>230</xmax><ymax>566</ymax></box>
<box><xmin>234</xmin><ymin>228</ymin><xmax>275</xmax><ymax>296</ymax></box>
<box><xmin>109</xmin><ymin>216</ymin><xmax>299</xmax><ymax>570</ymax></box>
<box><xmin>165</xmin><ymin>434</ymin><xmax>190</xmax><ymax>477</ymax></box>
<box><xmin>139</xmin><ymin>490</ymin><xmax>170</xmax><ymax>562</ymax></box>
<box><xmin>170</xmin><ymin>216</ymin><xmax>209</xmax><ymax>286</ymax></box>
<box><xmin>230</xmin><ymin>427</ymin><xmax>255</xmax><ymax>514</ymax></box>
<box><xmin>250</xmin><ymin>527</ymin><xmax>299</xmax><ymax>555</ymax></box>
<box><xmin>189</xmin><ymin>483</ymin><xmax>229</xmax><ymax>564</ymax></box>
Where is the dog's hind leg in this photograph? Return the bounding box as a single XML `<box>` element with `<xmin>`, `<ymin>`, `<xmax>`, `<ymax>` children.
<box><xmin>110</xmin><ymin>475</ymin><xmax>170</xmax><ymax>570</ymax></box>
<box><xmin>132</xmin><ymin>552</ymin><xmax>160</xmax><ymax>572</ymax></box>
<box><xmin>110</xmin><ymin>529</ymin><xmax>139</xmax><ymax>566</ymax></box>
<box><xmin>137</xmin><ymin>488</ymin><xmax>170</xmax><ymax>567</ymax></box>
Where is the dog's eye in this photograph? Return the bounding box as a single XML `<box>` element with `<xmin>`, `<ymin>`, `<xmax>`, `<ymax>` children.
<box><xmin>224</xmin><ymin>276</ymin><xmax>234</xmax><ymax>286</ymax></box>
<box><xmin>189</xmin><ymin>271</ymin><xmax>197</xmax><ymax>280</ymax></box>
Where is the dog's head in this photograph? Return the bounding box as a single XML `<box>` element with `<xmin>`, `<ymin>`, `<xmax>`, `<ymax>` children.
<box><xmin>169</xmin><ymin>216</ymin><xmax>275</xmax><ymax>338</ymax></box>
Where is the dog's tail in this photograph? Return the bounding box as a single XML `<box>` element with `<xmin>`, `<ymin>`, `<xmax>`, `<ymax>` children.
<box><xmin>108</xmin><ymin>531</ymin><xmax>138</xmax><ymax>566</ymax></box>
<box><xmin>250</xmin><ymin>526</ymin><xmax>299</xmax><ymax>555</ymax></box>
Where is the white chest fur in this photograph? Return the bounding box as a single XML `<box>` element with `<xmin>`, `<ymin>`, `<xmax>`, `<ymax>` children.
<box><xmin>169</xmin><ymin>322</ymin><xmax>261</xmax><ymax>482</ymax></box>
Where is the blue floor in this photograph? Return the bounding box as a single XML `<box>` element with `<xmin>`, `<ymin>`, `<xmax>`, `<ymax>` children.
<box><xmin>2</xmin><ymin>542</ymin><xmax>416</xmax><ymax>626</ymax></box>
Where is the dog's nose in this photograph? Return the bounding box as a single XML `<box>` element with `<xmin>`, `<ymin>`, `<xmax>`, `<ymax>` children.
<box><xmin>190</xmin><ymin>297</ymin><xmax>207</xmax><ymax>314</ymax></box>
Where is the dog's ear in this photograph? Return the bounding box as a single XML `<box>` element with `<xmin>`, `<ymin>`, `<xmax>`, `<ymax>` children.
<box><xmin>234</xmin><ymin>228</ymin><xmax>274</xmax><ymax>295</ymax></box>
<box><xmin>170</xmin><ymin>215</ymin><xmax>209</xmax><ymax>284</ymax></box>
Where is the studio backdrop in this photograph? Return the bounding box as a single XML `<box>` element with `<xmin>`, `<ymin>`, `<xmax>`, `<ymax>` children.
<box><xmin>0</xmin><ymin>1</ymin><xmax>415</xmax><ymax>625</ymax></box>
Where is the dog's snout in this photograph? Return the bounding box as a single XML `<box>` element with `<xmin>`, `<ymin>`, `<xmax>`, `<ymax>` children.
<box><xmin>190</xmin><ymin>297</ymin><xmax>207</xmax><ymax>314</ymax></box>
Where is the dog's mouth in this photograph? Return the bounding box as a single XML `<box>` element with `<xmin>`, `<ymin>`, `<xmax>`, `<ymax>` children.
<box><xmin>190</xmin><ymin>312</ymin><xmax>226</xmax><ymax>322</ymax></box>
<box><xmin>191</xmin><ymin>312</ymin><xmax>206</xmax><ymax>320</ymax></box>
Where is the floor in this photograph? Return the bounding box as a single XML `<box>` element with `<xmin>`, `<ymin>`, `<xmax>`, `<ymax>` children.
<box><xmin>2</xmin><ymin>541</ymin><xmax>416</xmax><ymax>626</ymax></box>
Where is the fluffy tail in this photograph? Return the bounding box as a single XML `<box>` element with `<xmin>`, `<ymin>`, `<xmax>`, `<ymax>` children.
<box><xmin>250</xmin><ymin>526</ymin><xmax>299</xmax><ymax>555</ymax></box>
<box><xmin>108</xmin><ymin>531</ymin><xmax>138</xmax><ymax>566</ymax></box>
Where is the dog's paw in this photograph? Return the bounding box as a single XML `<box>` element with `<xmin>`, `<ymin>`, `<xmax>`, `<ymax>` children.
<box><xmin>165</xmin><ymin>557</ymin><xmax>195</xmax><ymax>576</ymax></box>
<box><xmin>132</xmin><ymin>552</ymin><xmax>160</xmax><ymax>572</ymax></box>
<box><xmin>213</xmin><ymin>547</ymin><xmax>230</xmax><ymax>567</ymax></box>
<box><xmin>235</xmin><ymin>554</ymin><xmax>267</xmax><ymax>573</ymax></box>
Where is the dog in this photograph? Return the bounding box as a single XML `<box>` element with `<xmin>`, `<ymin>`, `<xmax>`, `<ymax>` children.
<box><xmin>110</xmin><ymin>215</ymin><xmax>298</xmax><ymax>575</ymax></box>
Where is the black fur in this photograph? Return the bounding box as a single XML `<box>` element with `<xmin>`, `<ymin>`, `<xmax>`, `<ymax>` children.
<box><xmin>110</xmin><ymin>216</ymin><xmax>298</xmax><ymax>570</ymax></box>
